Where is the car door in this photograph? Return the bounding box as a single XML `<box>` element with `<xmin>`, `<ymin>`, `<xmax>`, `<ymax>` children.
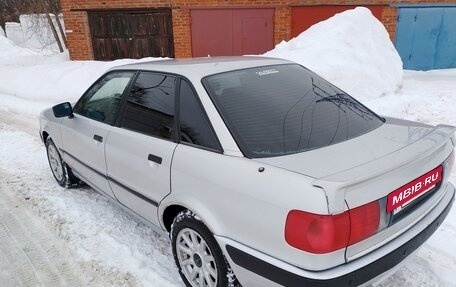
<box><xmin>60</xmin><ymin>71</ymin><xmax>136</xmax><ymax>199</ymax></box>
<box><xmin>105</xmin><ymin>71</ymin><xmax>178</xmax><ymax>227</ymax></box>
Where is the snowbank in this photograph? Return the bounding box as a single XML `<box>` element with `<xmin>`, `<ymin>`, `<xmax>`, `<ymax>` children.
<box><xmin>0</xmin><ymin>57</ymin><xmax>160</xmax><ymax>117</ymax></box>
<box><xmin>0</xmin><ymin>35</ymin><xmax>163</xmax><ymax>114</ymax></box>
<box><xmin>264</xmin><ymin>7</ymin><xmax>403</xmax><ymax>101</ymax></box>
<box><xmin>0</xmin><ymin>34</ymin><xmax>44</xmax><ymax>66</ymax></box>
<box><xmin>0</xmin><ymin>7</ymin><xmax>403</xmax><ymax>113</ymax></box>
<box><xmin>366</xmin><ymin>69</ymin><xmax>456</xmax><ymax>125</ymax></box>
<box><xmin>1</xmin><ymin>60</ymin><xmax>128</xmax><ymax>102</ymax></box>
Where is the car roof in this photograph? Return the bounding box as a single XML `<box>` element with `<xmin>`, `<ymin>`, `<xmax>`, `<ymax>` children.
<box><xmin>109</xmin><ymin>56</ymin><xmax>294</xmax><ymax>78</ymax></box>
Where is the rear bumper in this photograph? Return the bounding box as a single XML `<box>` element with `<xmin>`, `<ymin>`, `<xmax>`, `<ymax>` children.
<box><xmin>219</xmin><ymin>182</ymin><xmax>455</xmax><ymax>287</ymax></box>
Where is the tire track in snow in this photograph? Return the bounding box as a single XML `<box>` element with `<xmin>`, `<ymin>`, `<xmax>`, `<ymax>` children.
<box><xmin>0</xmin><ymin>178</ymin><xmax>86</xmax><ymax>287</ymax></box>
<box><xmin>0</xmin><ymin>120</ymin><xmax>182</xmax><ymax>286</ymax></box>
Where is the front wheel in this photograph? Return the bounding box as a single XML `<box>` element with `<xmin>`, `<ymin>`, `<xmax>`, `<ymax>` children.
<box><xmin>171</xmin><ymin>211</ymin><xmax>238</xmax><ymax>287</ymax></box>
<box><xmin>45</xmin><ymin>138</ymin><xmax>80</xmax><ymax>187</ymax></box>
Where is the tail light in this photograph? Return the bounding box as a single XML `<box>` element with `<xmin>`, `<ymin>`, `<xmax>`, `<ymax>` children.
<box><xmin>347</xmin><ymin>201</ymin><xmax>380</xmax><ymax>245</ymax></box>
<box><xmin>285</xmin><ymin>200</ymin><xmax>381</xmax><ymax>254</ymax></box>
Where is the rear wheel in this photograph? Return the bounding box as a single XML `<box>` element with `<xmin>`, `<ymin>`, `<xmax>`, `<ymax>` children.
<box><xmin>171</xmin><ymin>211</ymin><xmax>238</xmax><ymax>287</ymax></box>
<box><xmin>45</xmin><ymin>139</ymin><xmax>80</xmax><ymax>187</ymax></box>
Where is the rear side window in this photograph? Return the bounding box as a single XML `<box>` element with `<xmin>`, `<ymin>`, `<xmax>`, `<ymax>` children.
<box><xmin>203</xmin><ymin>64</ymin><xmax>384</xmax><ymax>158</ymax></box>
<box><xmin>121</xmin><ymin>72</ymin><xmax>176</xmax><ymax>140</ymax></box>
<box><xmin>179</xmin><ymin>80</ymin><xmax>220</xmax><ymax>151</ymax></box>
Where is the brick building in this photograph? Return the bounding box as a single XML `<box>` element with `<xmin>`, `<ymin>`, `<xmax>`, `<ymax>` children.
<box><xmin>62</xmin><ymin>0</ymin><xmax>456</xmax><ymax>70</ymax></box>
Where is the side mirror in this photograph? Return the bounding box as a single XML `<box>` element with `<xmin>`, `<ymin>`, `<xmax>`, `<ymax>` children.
<box><xmin>52</xmin><ymin>102</ymin><xmax>73</xmax><ymax>118</ymax></box>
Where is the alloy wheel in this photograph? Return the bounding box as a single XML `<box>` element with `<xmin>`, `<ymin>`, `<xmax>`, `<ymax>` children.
<box><xmin>47</xmin><ymin>143</ymin><xmax>64</xmax><ymax>181</ymax></box>
<box><xmin>176</xmin><ymin>228</ymin><xmax>218</xmax><ymax>287</ymax></box>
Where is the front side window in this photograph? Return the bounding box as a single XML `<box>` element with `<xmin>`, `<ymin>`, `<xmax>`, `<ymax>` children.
<box><xmin>179</xmin><ymin>80</ymin><xmax>220</xmax><ymax>151</ymax></box>
<box><xmin>203</xmin><ymin>64</ymin><xmax>384</xmax><ymax>158</ymax></box>
<box><xmin>74</xmin><ymin>71</ymin><xmax>135</xmax><ymax>124</ymax></box>
<box><xmin>121</xmin><ymin>72</ymin><xmax>176</xmax><ymax>140</ymax></box>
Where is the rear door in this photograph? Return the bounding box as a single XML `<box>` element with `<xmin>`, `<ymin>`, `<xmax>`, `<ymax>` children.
<box><xmin>105</xmin><ymin>71</ymin><xmax>178</xmax><ymax>227</ymax></box>
<box><xmin>60</xmin><ymin>71</ymin><xmax>136</xmax><ymax>199</ymax></box>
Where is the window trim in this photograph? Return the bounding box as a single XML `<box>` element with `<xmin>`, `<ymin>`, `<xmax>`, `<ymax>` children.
<box><xmin>202</xmin><ymin>63</ymin><xmax>385</xmax><ymax>159</ymax></box>
<box><xmin>114</xmin><ymin>70</ymin><xmax>140</xmax><ymax>127</ymax></box>
<box><xmin>73</xmin><ymin>69</ymin><xmax>138</xmax><ymax>125</ymax></box>
<box><xmin>111</xmin><ymin>70</ymin><xmax>223</xmax><ymax>153</ymax></box>
<box><xmin>176</xmin><ymin>77</ymin><xmax>224</xmax><ymax>154</ymax></box>
<box><xmin>115</xmin><ymin>70</ymin><xmax>179</xmax><ymax>143</ymax></box>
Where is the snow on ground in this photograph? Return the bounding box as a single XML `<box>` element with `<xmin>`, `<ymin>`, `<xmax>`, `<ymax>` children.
<box><xmin>0</xmin><ymin>35</ymin><xmax>45</xmax><ymax>66</ymax></box>
<box><xmin>0</xmin><ymin>7</ymin><xmax>456</xmax><ymax>287</ymax></box>
<box><xmin>0</xmin><ymin>167</ymin><xmax>88</xmax><ymax>287</ymax></box>
<box><xmin>367</xmin><ymin>69</ymin><xmax>456</xmax><ymax>125</ymax></box>
<box><xmin>0</xmin><ymin>125</ymin><xmax>182</xmax><ymax>286</ymax></box>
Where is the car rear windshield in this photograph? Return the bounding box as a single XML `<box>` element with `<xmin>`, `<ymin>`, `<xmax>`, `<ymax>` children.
<box><xmin>202</xmin><ymin>64</ymin><xmax>384</xmax><ymax>158</ymax></box>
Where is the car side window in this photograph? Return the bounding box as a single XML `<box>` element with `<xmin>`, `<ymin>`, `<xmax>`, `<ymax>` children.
<box><xmin>74</xmin><ymin>71</ymin><xmax>135</xmax><ymax>125</ymax></box>
<box><xmin>179</xmin><ymin>80</ymin><xmax>220</xmax><ymax>151</ymax></box>
<box><xmin>121</xmin><ymin>72</ymin><xmax>176</xmax><ymax>140</ymax></box>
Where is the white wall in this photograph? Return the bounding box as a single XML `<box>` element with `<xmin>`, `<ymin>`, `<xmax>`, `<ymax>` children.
<box><xmin>5</xmin><ymin>22</ymin><xmax>25</xmax><ymax>47</ymax></box>
<box><xmin>5</xmin><ymin>14</ymin><xmax>65</xmax><ymax>54</ymax></box>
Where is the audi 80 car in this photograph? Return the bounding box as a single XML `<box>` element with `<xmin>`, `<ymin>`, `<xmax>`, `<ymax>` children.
<box><xmin>39</xmin><ymin>57</ymin><xmax>455</xmax><ymax>287</ymax></box>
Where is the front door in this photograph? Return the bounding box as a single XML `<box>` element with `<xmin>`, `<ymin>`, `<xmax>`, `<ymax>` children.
<box><xmin>105</xmin><ymin>71</ymin><xmax>178</xmax><ymax>227</ymax></box>
<box><xmin>60</xmin><ymin>71</ymin><xmax>136</xmax><ymax>199</ymax></box>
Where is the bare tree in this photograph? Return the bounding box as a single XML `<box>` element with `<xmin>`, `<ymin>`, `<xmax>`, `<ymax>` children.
<box><xmin>54</xmin><ymin>12</ymin><xmax>67</xmax><ymax>48</ymax></box>
<box><xmin>0</xmin><ymin>0</ymin><xmax>22</xmax><ymax>30</ymax></box>
<box><xmin>8</xmin><ymin>0</ymin><xmax>67</xmax><ymax>52</ymax></box>
<box><xmin>41</xmin><ymin>0</ymin><xmax>67</xmax><ymax>50</ymax></box>
<box><xmin>44</xmin><ymin>11</ymin><xmax>63</xmax><ymax>52</ymax></box>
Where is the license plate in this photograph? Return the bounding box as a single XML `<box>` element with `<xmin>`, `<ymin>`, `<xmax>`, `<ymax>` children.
<box><xmin>387</xmin><ymin>166</ymin><xmax>443</xmax><ymax>214</ymax></box>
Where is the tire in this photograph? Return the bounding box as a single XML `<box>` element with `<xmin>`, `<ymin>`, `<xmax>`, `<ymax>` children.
<box><xmin>171</xmin><ymin>211</ymin><xmax>239</xmax><ymax>287</ymax></box>
<box><xmin>45</xmin><ymin>138</ymin><xmax>80</xmax><ymax>187</ymax></box>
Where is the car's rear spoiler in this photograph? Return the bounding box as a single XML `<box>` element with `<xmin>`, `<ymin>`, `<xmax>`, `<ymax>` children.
<box><xmin>312</xmin><ymin>125</ymin><xmax>456</xmax><ymax>213</ymax></box>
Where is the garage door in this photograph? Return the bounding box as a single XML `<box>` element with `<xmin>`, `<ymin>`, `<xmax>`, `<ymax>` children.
<box><xmin>395</xmin><ymin>5</ymin><xmax>456</xmax><ymax>70</ymax></box>
<box><xmin>88</xmin><ymin>10</ymin><xmax>174</xmax><ymax>60</ymax></box>
<box><xmin>291</xmin><ymin>6</ymin><xmax>385</xmax><ymax>38</ymax></box>
<box><xmin>191</xmin><ymin>9</ymin><xmax>274</xmax><ymax>57</ymax></box>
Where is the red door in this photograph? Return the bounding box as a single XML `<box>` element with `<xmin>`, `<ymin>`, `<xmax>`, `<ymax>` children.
<box><xmin>291</xmin><ymin>6</ymin><xmax>385</xmax><ymax>38</ymax></box>
<box><xmin>191</xmin><ymin>9</ymin><xmax>274</xmax><ymax>57</ymax></box>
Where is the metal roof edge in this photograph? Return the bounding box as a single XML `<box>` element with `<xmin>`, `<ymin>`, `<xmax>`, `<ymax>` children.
<box><xmin>390</xmin><ymin>3</ymin><xmax>456</xmax><ymax>8</ymax></box>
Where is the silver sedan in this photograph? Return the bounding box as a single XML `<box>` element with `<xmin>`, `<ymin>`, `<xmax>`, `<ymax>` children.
<box><xmin>39</xmin><ymin>57</ymin><xmax>455</xmax><ymax>287</ymax></box>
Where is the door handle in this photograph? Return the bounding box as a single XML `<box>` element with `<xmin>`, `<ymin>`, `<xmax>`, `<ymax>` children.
<box><xmin>148</xmin><ymin>154</ymin><xmax>162</xmax><ymax>164</ymax></box>
<box><xmin>93</xmin><ymin>134</ymin><xmax>103</xmax><ymax>143</ymax></box>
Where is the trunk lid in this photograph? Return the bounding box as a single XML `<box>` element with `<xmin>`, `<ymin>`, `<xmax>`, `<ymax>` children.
<box><xmin>255</xmin><ymin>118</ymin><xmax>456</xmax><ymax>213</ymax></box>
<box><xmin>257</xmin><ymin>118</ymin><xmax>455</xmax><ymax>263</ymax></box>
